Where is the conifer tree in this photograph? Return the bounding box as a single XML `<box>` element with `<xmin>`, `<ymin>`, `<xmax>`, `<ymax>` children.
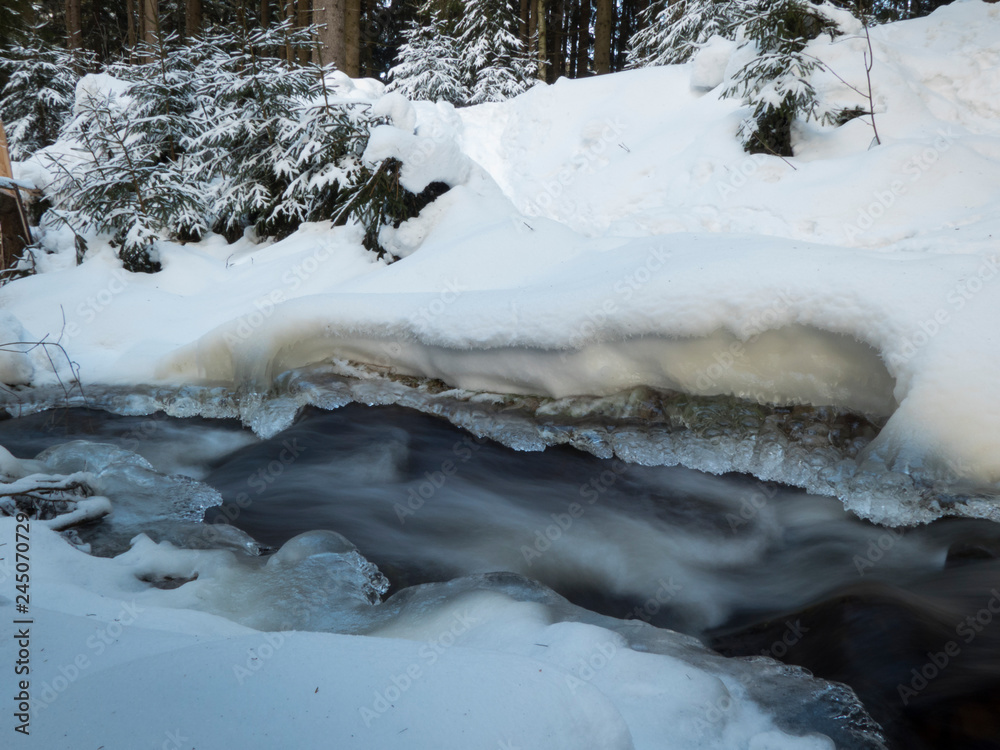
<box><xmin>0</xmin><ymin>0</ymin><xmax>31</xmax><ymax>50</ymax></box>
<box><xmin>388</xmin><ymin>10</ymin><xmax>467</xmax><ymax>105</ymax></box>
<box><xmin>0</xmin><ymin>28</ymin><xmax>89</xmax><ymax>159</ymax></box>
<box><xmin>723</xmin><ymin>0</ymin><xmax>845</xmax><ymax>156</ymax></box>
<box><xmin>109</xmin><ymin>32</ymin><xmax>203</xmax><ymax>169</ymax></box>
<box><xmin>455</xmin><ymin>0</ymin><xmax>536</xmax><ymax>104</ymax></box>
<box><xmin>627</xmin><ymin>0</ymin><xmax>750</xmax><ymax>68</ymax></box>
<box><xmin>22</xmin><ymin>16</ymin><xmax>458</xmax><ymax>269</ymax></box>
<box><xmin>47</xmin><ymin>88</ymin><xmax>206</xmax><ymax>272</ymax></box>
<box><xmin>271</xmin><ymin>87</ymin><xmax>376</xmax><ymax>236</ymax></box>
<box><xmin>189</xmin><ymin>22</ymin><xmax>318</xmax><ymax>239</ymax></box>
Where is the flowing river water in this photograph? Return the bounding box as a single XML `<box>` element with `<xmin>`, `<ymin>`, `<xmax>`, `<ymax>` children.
<box><xmin>2</xmin><ymin>403</ymin><xmax>999</xmax><ymax>749</ymax></box>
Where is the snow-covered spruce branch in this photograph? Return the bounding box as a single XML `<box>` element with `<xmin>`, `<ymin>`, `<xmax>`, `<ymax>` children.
<box><xmin>627</xmin><ymin>0</ymin><xmax>751</xmax><ymax>68</ymax></box>
<box><xmin>0</xmin><ymin>28</ymin><xmax>91</xmax><ymax>160</ymax></box>
<box><xmin>722</xmin><ymin>0</ymin><xmax>872</xmax><ymax>156</ymax></box>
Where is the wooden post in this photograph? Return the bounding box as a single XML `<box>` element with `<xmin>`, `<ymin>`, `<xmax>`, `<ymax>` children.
<box><xmin>0</xmin><ymin>121</ymin><xmax>35</xmax><ymax>272</ymax></box>
<box><xmin>0</xmin><ymin>120</ymin><xmax>12</xmax><ymax>182</ymax></box>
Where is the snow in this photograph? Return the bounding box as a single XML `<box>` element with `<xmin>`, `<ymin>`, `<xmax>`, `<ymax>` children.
<box><xmin>0</xmin><ymin>310</ymin><xmax>36</xmax><ymax>385</ymax></box>
<box><xmin>73</xmin><ymin>72</ymin><xmax>131</xmax><ymax>107</ymax></box>
<box><xmin>3</xmin><ymin>2</ymin><xmax>1000</xmax><ymax>516</ymax></box>
<box><xmin>369</xmin><ymin>90</ymin><xmax>417</xmax><ymax>131</ymax></box>
<box><xmin>363</xmin><ymin>121</ymin><xmax>472</xmax><ymax>192</ymax></box>
<box><xmin>0</xmin><ymin>511</ymin><xmax>876</xmax><ymax>748</ymax></box>
<box><xmin>7</xmin><ymin>7</ymin><xmax>1000</xmax><ymax>746</ymax></box>
<box><xmin>691</xmin><ymin>35</ymin><xmax>739</xmax><ymax>91</ymax></box>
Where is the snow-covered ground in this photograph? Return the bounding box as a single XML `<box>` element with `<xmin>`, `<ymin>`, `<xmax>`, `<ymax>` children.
<box><xmin>2</xmin><ymin>4</ymin><xmax>1000</xmax><ymax>746</ymax></box>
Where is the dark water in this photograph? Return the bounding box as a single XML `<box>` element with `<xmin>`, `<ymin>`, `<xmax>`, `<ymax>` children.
<box><xmin>2</xmin><ymin>404</ymin><xmax>1000</xmax><ymax>749</ymax></box>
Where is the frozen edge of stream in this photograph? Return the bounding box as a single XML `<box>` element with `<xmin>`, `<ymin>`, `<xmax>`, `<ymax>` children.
<box><xmin>2</xmin><ymin>360</ymin><xmax>997</xmax><ymax>527</ymax></box>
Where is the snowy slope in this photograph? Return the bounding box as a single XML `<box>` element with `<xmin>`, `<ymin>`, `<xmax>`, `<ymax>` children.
<box><xmin>2</xmin><ymin>513</ymin><xmax>877</xmax><ymax>749</ymax></box>
<box><xmin>3</xmin><ymin>1</ymin><xmax>1000</xmax><ymax>519</ymax></box>
<box><xmin>459</xmin><ymin>9</ymin><xmax>1000</xmax><ymax>250</ymax></box>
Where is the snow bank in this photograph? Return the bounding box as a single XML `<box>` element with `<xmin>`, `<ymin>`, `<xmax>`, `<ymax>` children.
<box><xmin>0</xmin><ymin>516</ymin><xmax>883</xmax><ymax>749</ymax></box>
<box><xmin>0</xmin><ymin>311</ymin><xmax>37</xmax><ymax>385</ymax></box>
<box><xmin>691</xmin><ymin>35</ymin><xmax>739</xmax><ymax>91</ymax></box>
<box><xmin>150</xmin><ymin>221</ymin><xmax>1000</xmax><ymax>498</ymax></box>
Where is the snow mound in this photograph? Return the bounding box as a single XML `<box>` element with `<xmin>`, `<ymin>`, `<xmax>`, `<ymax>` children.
<box><xmin>3</xmin><ymin>518</ymin><xmax>886</xmax><ymax>749</ymax></box>
<box><xmin>0</xmin><ymin>311</ymin><xmax>36</xmax><ymax>385</ymax></box>
<box><xmin>691</xmin><ymin>35</ymin><xmax>738</xmax><ymax>91</ymax></box>
<box><xmin>363</xmin><ymin>119</ymin><xmax>472</xmax><ymax>192</ymax></box>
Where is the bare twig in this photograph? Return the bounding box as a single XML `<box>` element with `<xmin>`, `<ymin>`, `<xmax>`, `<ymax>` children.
<box><xmin>802</xmin><ymin>23</ymin><xmax>881</xmax><ymax>148</ymax></box>
<box><xmin>862</xmin><ymin>22</ymin><xmax>881</xmax><ymax>147</ymax></box>
<box><xmin>0</xmin><ymin>306</ymin><xmax>86</xmax><ymax>415</ymax></box>
<box><xmin>802</xmin><ymin>51</ymin><xmax>867</xmax><ymax>98</ymax></box>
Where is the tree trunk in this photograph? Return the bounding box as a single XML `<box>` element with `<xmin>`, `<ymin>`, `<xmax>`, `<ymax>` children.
<box><xmin>527</xmin><ymin>0</ymin><xmax>537</xmax><ymax>59</ymax></box>
<box><xmin>594</xmin><ymin>0</ymin><xmax>612</xmax><ymax>74</ymax></box>
<box><xmin>617</xmin><ymin>0</ymin><xmax>641</xmax><ymax>69</ymax></box>
<box><xmin>65</xmin><ymin>0</ymin><xmax>83</xmax><ymax>50</ymax></box>
<box><xmin>359</xmin><ymin>0</ymin><xmax>372</xmax><ymax>76</ymax></box>
<box><xmin>297</xmin><ymin>0</ymin><xmax>311</xmax><ymax>65</ymax></box>
<box><xmin>568</xmin><ymin>0</ymin><xmax>578</xmax><ymax>77</ymax></box>
<box><xmin>126</xmin><ymin>0</ymin><xmax>137</xmax><ymax>49</ymax></box>
<box><xmin>536</xmin><ymin>0</ymin><xmax>547</xmax><ymax>81</ymax></box>
<box><xmin>344</xmin><ymin>0</ymin><xmax>360</xmax><ymax>76</ymax></box>
<box><xmin>261</xmin><ymin>0</ymin><xmax>271</xmax><ymax>27</ymax></box>
<box><xmin>519</xmin><ymin>0</ymin><xmax>529</xmax><ymax>47</ymax></box>
<box><xmin>574</xmin><ymin>0</ymin><xmax>589</xmax><ymax>77</ymax></box>
<box><xmin>186</xmin><ymin>0</ymin><xmax>202</xmax><ymax>37</ymax></box>
<box><xmin>314</xmin><ymin>0</ymin><xmax>346</xmax><ymax>70</ymax></box>
<box><xmin>552</xmin><ymin>0</ymin><xmax>565</xmax><ymax>78</ymax></box>
<box><xmin>142</xmin><ymin>0</ymin><xmax>159</xmax><ymax>48</ymax></box>
<box><xmin>284</xmin><ymin>0</ymin><xmax>296</xmax><ymax>63</ymax></box>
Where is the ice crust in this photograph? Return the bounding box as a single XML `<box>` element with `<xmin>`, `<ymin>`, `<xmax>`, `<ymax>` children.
<box><xmin>5</xmin><ymin>365</ymin><xmax>996</xmax><ymax>528</ymax></box>
<box><xmin>0</xmin><ymin>438</ymin><xmax>254</xmax><ymax>555</ymax></box>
